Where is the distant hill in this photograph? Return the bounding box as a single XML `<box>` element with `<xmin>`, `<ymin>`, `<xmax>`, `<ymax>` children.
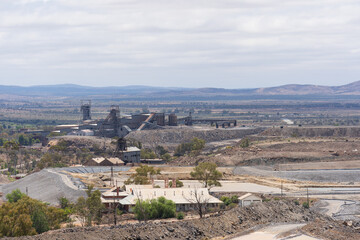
<box><xmin>1</xmin><ymin>81</ymin><xmax>360</xmax><ymax>99</ymax></box>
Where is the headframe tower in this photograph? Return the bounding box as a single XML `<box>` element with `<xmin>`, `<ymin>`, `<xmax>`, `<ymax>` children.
<box><xmin>80</xmin><ymin>100</ymin><xmax>92</xmax><ymax>121</ymax></box>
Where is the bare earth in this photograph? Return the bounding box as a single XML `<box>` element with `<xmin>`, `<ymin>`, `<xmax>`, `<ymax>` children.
<box><xmin>5</xmin><ymin>200</ymin><xmax>359</xmax><ymax>240</ymax></box>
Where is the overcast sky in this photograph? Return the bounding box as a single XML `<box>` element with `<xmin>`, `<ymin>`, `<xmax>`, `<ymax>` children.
<box><xmin>0</xmin><ymin>0</ymin><xmax>359</xmax><ymax>88</ymax></box>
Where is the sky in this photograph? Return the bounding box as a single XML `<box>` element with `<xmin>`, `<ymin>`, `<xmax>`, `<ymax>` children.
<box><xmin>0</xmin><ymin>0</ymin><xmax>359</xmax><ymax>88</ymax></box>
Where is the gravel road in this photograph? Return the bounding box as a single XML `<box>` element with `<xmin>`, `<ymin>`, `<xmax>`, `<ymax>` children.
<box><xmin>234</xmin><ymin>166</ymin><xmax>360</xmax><ymax>183</ymax></box>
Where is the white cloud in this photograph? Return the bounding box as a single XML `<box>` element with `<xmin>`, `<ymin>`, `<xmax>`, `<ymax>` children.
<box><xmin>0</xmin><ymin>0</ymin><xmax>359</xmax><ymax>87</ymax></box>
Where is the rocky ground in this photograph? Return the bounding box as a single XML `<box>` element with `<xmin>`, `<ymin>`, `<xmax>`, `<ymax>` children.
<box><xmin>4</xmin><ymin>200</ymin><xmax>359</xmax><ymax>240</ymax></box>
<box><xmin>126</xmin><ymin>126</ymin><xmax>265</xmax><ymax>150</ymax></box>
<box><xmin>171</xmin><ymin>138</ymin><xmax>360</xmax><ymax>166</ymax></box>
<box><xmin>260</xmin><ymin>126</ymin><xmax>360</xmax><ymax>138</ymax></box>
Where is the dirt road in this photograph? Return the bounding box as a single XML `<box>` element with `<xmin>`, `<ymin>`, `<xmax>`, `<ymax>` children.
<box><xmin>232</xmin><ymin>223</ymin><xmax>318</xmax><ymax>240</ymax></box>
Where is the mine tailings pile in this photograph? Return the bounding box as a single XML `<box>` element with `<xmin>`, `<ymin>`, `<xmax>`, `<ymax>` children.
<box><xmin>261</xmin><ymin>126</ymin><xmax>360</xmax><ymax>138</ymax></box>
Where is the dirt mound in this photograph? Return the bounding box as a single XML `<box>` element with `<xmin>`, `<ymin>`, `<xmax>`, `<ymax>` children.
<box><xmin>2</xmin><ymin>169</ymin><xmax>86</xmax><ymax>205</ymax></box>
<box><xmin>261</xmin><ymin>126</ymin><xmax>360</xmax><ymax>138</ymax></box>
<box><xmin>6</xmin><ymin>200</ymin><xmax>352</xmax><ymax>240</ymax></box>
<box><xmin>126</xmin><ymin>127</ymin><xmax>265</xmax><ymax>149</ymax></box>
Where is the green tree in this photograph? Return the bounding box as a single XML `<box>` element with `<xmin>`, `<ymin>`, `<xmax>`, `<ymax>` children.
<box><xmin>174</xmin><ymin>142</ymin><xmax>192</xmax><ymax>156</ymax></box>
<box><xmin>75</xmin><ymin>185</ymin><xmax>104</xmax><ymax>226</ymax></box>
<box><xmin>74</xmin><ymin>197</ymin><xmax>87</xmax><ymax>227</ymax></box>
<box><xmin>0</xmin><ymin>192</ymin><xmax>68</xmax><ymax>237</ymax></box>
<box><xmin>3</xmin><ymin>140</ymin><xmax>19</xmax><ymax>151</ymax></box>
<box><xmin>140</xmin><ymin>148</ymin><xmax>157</xmax><ymax>159</ymax></box>
<box><xmin>125</xmin><ymin>165</ymin><xmax>161</xmax><ymax>185</ymax></box>
<box><xmin>220</xmin><ymin>196</ymin><xmax>237</xmax><ymax>206</ymax></box>
<box><xmin>169</xmin><ymin>179</ymin><xmax>184</xmax><ymax>188</ymax></box>
<box><xmin>174</xmin><ymin>138</ymin><xmax>205</xmax><ymax>156</ymax></box>
<box><xmin>58</xmin><ymin>197</ymin><xmax>70</xmax><ymax>209</ymax></box>
<box><xmin>85</xmin><ymin>186</ymin><xmax>103</xmax><ymax>225</ymax></box>
<box><xmin>31</xmin><ymin>208</ymin><xmax>49</xmax><ymax>234</ymax></box>
<box><xmin>191</xmin><ymin>137</ymin><xmax>205</xmax><ymax>151</ymax></box>
<box><xmin>133</xmin><ymin>197</ymin><xmax>176</xmax><ymax>221</ymax></box>
<box><xmin>190</xmin><ymin>162</ymin><xmax>222</xmax><ymax>188</ymax></box>
<box><xmin>161</xmin><ymin>153</ymin><xmax>171</xmax><ymax>161</ymax></box>
<box><xmin>6</xmin><ymin>189</ymin><xmax>27</xmax><ymax>203</ymax></box>
<box><xmin>155</xmin><ymin>146</ymin><xmax>168</xmax><ymax>156</ymax></box>
<box><xmin>37</xmin><ymin>152</ymin><xmax>66</xmax><ymax>169</ymax></box>
<box><xmin>49</xmin><ymin>139</ymin><xmax>69</xmax><ymax>152</ymax></box>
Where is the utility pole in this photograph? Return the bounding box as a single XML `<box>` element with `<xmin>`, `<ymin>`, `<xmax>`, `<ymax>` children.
<box><xmin>281</xmin><ymin>181</ymin><xmax>283</xmax><ymax>197</ymax></box>
<box><xmin>110</xmin><ymin>166</ymin><xmax>114</xmax><ymax>187</ymax></box>
<box><xmin>306</xmin><ymin>187</ymin><xmax>309</xmax><ymax>207</ymax></box>
<box><xmin>113</xmin><ymin>197</ymin><xmax>117</xmax><ymax>226</ymax></box>
<box><xmin>26</xmin><ymin>187</ymin><xmax>28</xmax><ymax>196</ymax></box>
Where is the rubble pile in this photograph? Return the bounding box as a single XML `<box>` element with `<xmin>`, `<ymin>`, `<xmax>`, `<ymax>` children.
<box><xmin>126</xmin><ymin>127</ymin><xmax>264</xmax><ymax>149</ymax></box>
<box><xmin>7</xmin><ymin>200</ymin><xmax>357</xmax><ymax>240</ymax></box>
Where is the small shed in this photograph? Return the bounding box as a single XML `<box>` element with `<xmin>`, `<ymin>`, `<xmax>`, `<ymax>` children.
<box><xmin>238</xmin><ymin>193</ymin><xmax>262</xmax><ymax>207</ymax></box>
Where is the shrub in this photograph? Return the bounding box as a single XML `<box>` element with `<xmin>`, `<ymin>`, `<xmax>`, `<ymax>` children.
<box><xmin>228</xmin><ymin>203</ymin><xmax>238</xmax><ymax>209</ymax></box>
<box><xmin>6</xmin><ymin>189</ymin><xmax>27</xmax><ymax>203</ymax></box>
<box><xmin>169</xmin><ymin>179</ymin><xmax>184</xmax><ymax>188</ymax></box>
<box><xmin>302</xmin><ymin>202</ymin><xmax>309</xmax><ymax>209</ymax></box>
<box><xmin>220</xmin><ymin>196</ymin><xmax>232</xmax><ymax>206</ymax></box>
<box><xmin>58</xmin><ymin>197</ymin><xmax>70</xmax><ymax>209</ymax></box>
<box><xmin>230</xmin><ymin>195</ymin><xmax>238</xmax><ymax>203</ymax></box>
<box><xmin>177</xmin><ymin>212</ymin><xmax>184</xmax><ymax>220</ymax></box>
<box><xmin>161</xmin><ymin>153</ymin><xmax>172</xmax><ymax>161</ymax></box>
<box><xmin>174</xmin><ymin>138</ymin><xmax>205</xmax><ymax>156</ymax></box>
<box><xmin>239</xmin><ymin>138</ymin><xmax>250</xmax><ymax>148</ymax></box>
<box><xmin>140</xmin><ymin>148</ymin><xmax>157</xmax><ymax>159</ymax></box>
<box><xmin>134</xmin><ymin>197</ymin><xmax>176</xmax><ymax>221</ymax></box>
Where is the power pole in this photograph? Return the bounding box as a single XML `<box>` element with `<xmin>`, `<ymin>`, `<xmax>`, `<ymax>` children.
<box><xmin>111</xmin><ymin>166</ymin><xmax>114</xmax><ymax>187</ymax></box>
<box><xmin>306</xmin><ymin>187</ymin><xmax>309</xmax><ymax>206</ymax></box>
<box><xmin>113</xmin><ymin>197</ymin><xmax>117</xmax><ymax>226</ymax></box>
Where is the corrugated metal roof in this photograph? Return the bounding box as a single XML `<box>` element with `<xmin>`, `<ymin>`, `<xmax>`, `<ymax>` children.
<box><xmin>238</xmin><ymin>193</ymin><xmax>262</xmax><ymax>200</ymax></box>
<box><xmin>125</xmin><ymin>146</ymin><xmax>140</xmax><ymax>152</ymax></box>
<box><xmin>119</xmin><ymin>187</ymin><xmax>222</xmax><ymax>205</ymax></box>
<box><xmin>92</xmin><ymin>157</ymin><xmax>105</xmax><ymax>164</ymax></box>
<box><xmin>108</xmin><ymin>157</ymin><xmax>124</xmax><ymax>165</ymax></box>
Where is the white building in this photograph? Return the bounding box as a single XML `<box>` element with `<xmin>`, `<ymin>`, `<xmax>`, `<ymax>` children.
<box><xmin>238</xmin><ymin>193</ymin><xmax>262</xmax><ymax>207</ymax></box>
<box><xmin>117</xmin><ymin>185</ymin><xmax>222</xmax><ymax>212</ymax></box>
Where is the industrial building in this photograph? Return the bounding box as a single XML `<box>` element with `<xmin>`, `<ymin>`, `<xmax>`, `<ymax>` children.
<box><xmin>101</xmin><ymin>184</ymin><xmax>222</xmax><ymax>212</ymax></box>
<box><xmin>54</xmin><ymin>101</ymin><xmax>238</xmax><ymax>140</ymax></box>
<box><xmin>118</xmin><ymin>146</ymin><xmax>141</xmax><ymax>164</ymax></box>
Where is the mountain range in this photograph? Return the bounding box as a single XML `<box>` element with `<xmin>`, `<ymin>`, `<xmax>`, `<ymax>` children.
<box><xmin>1</xmin><ymin>81</ymin><xmax>360</xmax><ymax>99</ymax></box>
